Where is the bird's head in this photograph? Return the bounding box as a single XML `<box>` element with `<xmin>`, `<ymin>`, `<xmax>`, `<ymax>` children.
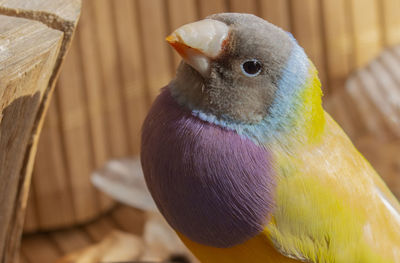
<box><xmin>167</xmin><ymin>13</ymin><xmax>324</xmax><ymax>144</ymax></box>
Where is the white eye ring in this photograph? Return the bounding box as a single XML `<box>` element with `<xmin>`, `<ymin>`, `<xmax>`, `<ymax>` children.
<box><xmin>241</xmin><ymin>59</ymin><xmax>262</xmax><ymax>77</ymax></box>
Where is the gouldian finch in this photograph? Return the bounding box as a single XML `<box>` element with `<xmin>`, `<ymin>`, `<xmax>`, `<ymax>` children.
<box><xmin>141</xmin><ymin>13</ymin><xmax>400</xmax><ymax>263</ymax></box>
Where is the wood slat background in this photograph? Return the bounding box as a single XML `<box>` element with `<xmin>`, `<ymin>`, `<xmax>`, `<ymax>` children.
<box><xmin>24</xmin><ymin>0</ymin><xmax>400</xmax><ymax>233</ymax></box>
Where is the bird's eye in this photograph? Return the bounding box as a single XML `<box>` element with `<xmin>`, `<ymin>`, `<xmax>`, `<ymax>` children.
<box><xmin>241</xmin><ymin>59</ymin><xmax>262</xmax><ymax>77</ymax></box>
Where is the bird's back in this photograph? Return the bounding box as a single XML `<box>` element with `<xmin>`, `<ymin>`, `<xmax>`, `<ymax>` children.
<box><xmin>264</xmin><ymin>112</ymin><xmax>400</xmax><ymax>262</ymax></box>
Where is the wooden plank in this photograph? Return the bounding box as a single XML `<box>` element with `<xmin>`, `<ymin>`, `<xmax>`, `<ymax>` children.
<box><xmin>358</xmin><ymin>67</ymin><xmax>397</xmax><ymax>139</ymax></box>
<box><xmin>342</xmin><ymin>76</ymin><xmax>371</xmax><ymax>139</ymax></box>
<box><xmin>91</xmin><ymin>0</ymin><xmax>130</xmax><ymax>157</ymax></box>
<box><xmin>368</xmin><ymin>59</ymin><xmax>400</xmax><ymax>138</ymax></box>
<box><xmin>22</xmin><ymin>185</ymin><xmax>38</xmax><ymax>233</ymax></box>
<box><xmin>50</xmin><ymin>228</ymin><xmax>92</xmax><ymax>255</ymax></box>
<box><xmin>21</xmin><ymin>234</ymin><xmax>61</xmax><ymax>263</ymax></box>
<box><xmin>349</xmin><ymin>0</ymin><xmax>383</xmax><ymax>68</ymax></box>
<box><xmin>137</xmin><ymin>0</ymin><xmax>173</xmax><ymax>102</ymax></box>
<box><xmin>381</xmin><ymin>47</ymin><xmax>400</xmax><ymax>87</ymax></box>
<box><xmin>198</xmin><ymin>0</ymin><xmax>227</xmax><ymax>18</ymax></box>
<box><xmin>77</xmin><ymin>0</ymin><xmax>109</xmax><ymax>173</ymax></box>
<box><xmin>0</xmin><ymin>14</ymin><xmax>63</xmax><ymax>262</ymax></box>
<box><xmin>0</xmin><ymin>0</ymin><xmax>81</xmax><ymax>24</ymax></box>
<box><xmin>289</xmin><ymin>0</ymin><xmax>328</xmax><ymax>91</ymax></box>
<box><xmin>324</xmin><ymin>91</ymin><xmax>358</xmax><ymax>139</ymax></box>
<box><xmin>110</xmin><ymin>205</ymin><xmax>146</xmax><ymax>236</ymax></box>
<box><xmin>167</xmin><ymin>0</ymin><xmax>198</xmax><ymax>68</ymax></box>
<box><xmin>84</xmin><ymin>217</ymin><xmax>118</xmax><ymax>243</ymax></box>
<box><xmin>229</xmin><ymin>0</ymin><xmax>258</xmax><ymax>14</ymax></box>
<box><xmin>380</xmin><ymin>0</ymin><xmax>400</xmax><ymax>46</ymax></box>
<box><xmin>259</xmin><ymin>0</ymin><xmax>291</xmax><ymax>31</ymax></box>
<box><xmin>16</xmin><ymin>253</ymin><xmax>29</xmax><ymax>263</ymax></box>
<box><xmin>55</xmin><ymin>37</ymin><xmax>99</xmax><ymax>223</ymax></box>
<box><xmin>31</xmin><ymin>99</ymin><xmax>75</xmax><ymax>230</ymax></box>
<box><xmin>112</xmin><ymin>0</ymin><xmax>149</xmax><ymax>154</ymax></box>
<box><xmin>78</xmin><ymin>0</ymin><xmax>114</xmax><ymax>212</ymax></box>
<box><xmin>0</xmin><ymin>1</ymin><xmax>81</xmax><ymax>261</ymax></box>
<box><xmin>346</xmin><ymin>73</ymin><xmax>389</xmax><ymax>139</ymax></box>
<box><xmin>321</xmin><ymin>0</ymin><xmax>353</xmax><ymax>93</ymax></box>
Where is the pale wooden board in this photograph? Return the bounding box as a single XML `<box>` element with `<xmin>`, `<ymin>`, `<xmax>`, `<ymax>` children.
<box><xmin>198</xmin><ymin>0</ymin><xmax>227</xmax><ymax>18</ymax></box>
<box><xmin>137</xmin><ymin>0</ymin><xmax>173</xmax><ymax>102</ymax></box>
<box><xmin>110</xmin><ymin>205</ymin><xmax>146</xmax><ymax>236</ymax></box>
<box><xmin>84</xmin><ymin>217</ymin><xmax>119</xmax><ymax>243</ymax></box>
<box><xmin>30</xmin><ymin>98</ymin><xmax>75</xmax><ymax>230</ymax></box>
<box><xmin>381</xmin><ymin>0</ymin><xmax>400</xmax><ymax>46</ymax></box>
<box><xmin>77</xmin><ymin>0</ymin><xmax>109</xmax><ymax>172</ymax></box>
<box><xmin>321</xmin><ymin>0</ymin><xmax>353</xmax><ymax>91</ymax></box>
<box><xmin>0</xmin><ymin>0</ymin><xmax>81</xmax><ymax>24</ymax></box>
<box><xmin>49</xmin><ymin>228</ymin><xmax>92</xmax><ymax>255</ymax></box>
<box><xmin>167</xmin><ymin>0</ymin><xmax>198</xmax><ymax>68</ymax></box>
<box><xmin>78</xmin><ymin>0</ymin><xmax>114</xmax><ymax>214</ymax></box>
<box><xmin>22</xmin><ymin>187</ymin><xmax>38</xmax><ymax>233</ymax></box>
<box><xmin>290</xmin><ymin>0</ymin><xmax>328</xmax><ymax>91</ymax></box>
<box><xmin>367</xmin><ymin>60</ymin><xmax>400</xmax><ymax>138</ymax></box>
<box><xmin>229</xmin><ymin>0</ymin><xmax>258</xmax><ymax>14</ymax></box>
<box><xmin>17</xmin><ymin>253</ymin><xmax>29</xmax><ymax>263</ymax></box>
<box><xmin>0</xmin><ymin>1</ymin><xmax>81</xmax><ymax>261</ymax></box>
<box><xmin>259</xmin><ymin>0</ymin><xmax>291</xmax><ymax>31</ymax></box>
<box><xmin>20</xmin><ymin>234</ymin><xmax>61</xmax><ymax>263</ymax></box>
<box><xmin>20</xmin><ymin>205</ymin><xmax>150</xmax><ymax>263</ymax></box>
<box><xmin>356</xmin><ymin>69</ymin><xmax>396</xmax><ymax>139</ymax></box>
<box><xmin>0</xmin><ymin>14</ymin><xmax>63</xmax><ymax>260</ymax></box>
<box><xmin>346</xmin><ymin>75</ymin><xmax>388</xmax><ymax>139</ymax></box>
<box><xmin>350</xmin><ymin>0</ymin><xmax>383</xmax><ymax>68</ymax></box>
<box><xmin>112</xmin><ymin>0</ymin><xmax>149</xmax><ymax>154</ymax></box>
<box><xmin>91</xmin><ymin>0</ymin><xmax>130</xmax><ymax>157</ymax></box>
<box><xmin>55</xmin><ymin>36</ymin><xmax>100</xmax><ymax>223</ymax></box>
<box><xmin>324</xmin><ymin>91</ymin><xmax>359</xmax><ymax>139</ymax></box>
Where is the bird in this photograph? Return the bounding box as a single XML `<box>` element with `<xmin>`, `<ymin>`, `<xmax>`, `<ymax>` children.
<box><xmin>140</xmin><ymin>13</ymin><xmax>400</xmax><ymax>263</ymax></box>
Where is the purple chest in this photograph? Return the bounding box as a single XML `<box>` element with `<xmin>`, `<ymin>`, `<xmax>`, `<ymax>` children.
<box><xmin>141</xmin><ymin>88</ymin><xmax>275</xmax><ymax>248</ymax></box>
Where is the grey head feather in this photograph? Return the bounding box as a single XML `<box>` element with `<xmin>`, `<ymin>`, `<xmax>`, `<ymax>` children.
<box><xmin>170</xmin><ymin>13</ymin><xmax>294</xmax><ymax>125</ymax></box>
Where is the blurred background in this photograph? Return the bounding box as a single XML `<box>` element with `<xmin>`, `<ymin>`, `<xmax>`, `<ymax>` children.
<box><xmin>20</xmin><ymin>0</ymin><xmax>400</xmax><ymax>262</ymax></box>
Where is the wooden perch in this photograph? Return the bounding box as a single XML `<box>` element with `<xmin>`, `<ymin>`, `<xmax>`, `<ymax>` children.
<box><xmin>0</xmin><ymin>1</ymin><xmax>81</xmax><ymax>262</ymax></box>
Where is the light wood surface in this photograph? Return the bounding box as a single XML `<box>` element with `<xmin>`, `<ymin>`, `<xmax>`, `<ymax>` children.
<box><xmin>20</xmin><ymin>205</ymin><xmax>146</xmax><ymax>263</ymax></box>
<box><xmin>0</xmin><ymin>0</ymin><xmax>81</xmax><ymax>262</ymax></box>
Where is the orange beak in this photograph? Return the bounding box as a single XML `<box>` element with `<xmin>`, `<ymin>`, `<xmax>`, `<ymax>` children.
<box><xmin>166</xmin><ymin>19</ymin><xmax>229</xmax><ymax>77</ymax></box>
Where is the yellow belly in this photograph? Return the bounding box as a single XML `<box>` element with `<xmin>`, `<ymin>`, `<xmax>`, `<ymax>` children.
<box><xmin>178</xmin><ymin>232</ymin><xmax>299</xmax><ymax>263</ymax></box>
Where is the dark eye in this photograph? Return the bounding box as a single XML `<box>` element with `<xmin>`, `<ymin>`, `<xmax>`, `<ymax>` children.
<box><xmin>241</xmin><ymin>59</ymin><xmax>262</xmax><ymax>77</ymax></box>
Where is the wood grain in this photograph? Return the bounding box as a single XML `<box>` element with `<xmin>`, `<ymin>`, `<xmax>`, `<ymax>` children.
<box><xmin>321</xmin><ymin>0</ymin><xmax>353</xmax><ymax>91</ymax></box>
<box><xmin>55</xmin><ymin>35</ymin><xmax>100</xmax><ymax>224</ymax></box>
<box><xmin>350</xmin><ymin>0</ymin><xmax>383</xmax><ymax>68</ymax></box>
<box><xmin>198</xmin><ymin>0</ymin><xmax>227</xmax><ymax>18</ymax></box>
<box><xmin>290</xmin><ymin>0</ymin><xmax>328</xmax><ymax>90</ymax></box>
<box><xmin>112</xmin><ymin>0</ymin><xmax>148</xmax><ymax>154</ymax></box>
<box><xmin>0</xmin><ymin>1</ymin><xmax>81</xmax><ymax>261</ymax></box>
<box><xmin>21</xmin><ymin>234</ymin><xmax>61</xmax><ymax>263</ymax></box>
<box><xmin>229</xmin><ymin>0</ymin><xmax>258</xmax><ymax>14</ymax></box>
<box><xmin>78</xmin><ymin>0</ymin><xmax>114</xmax><ymax>215</ymax></box>
<box><xmin>30</xmin><ymin>98</ymin><xmax>74</xmax><ymax>230</ymax></box>
<box><xmin>380</xmin><ymin>0</ymin><xmax>400</xmax><ymax>46</ymax></box>
<box><xmin>137</xmin><ymin>0</ymin><xmax>173</xmax><ymax>102</ymax></box>
<box><xmin>91</xmin><ymin>0</ymin><xmax>129</xmax><ymax>157</ymax></box>
<box><xmin>259</xmin><ymin>0</ymin><xmax>291</xmax><ymax>31</ymax></box>
<box><xmin>0</xmin><ymin>14</ymin><xmax>63</xmax><ymax>263</ymax></box>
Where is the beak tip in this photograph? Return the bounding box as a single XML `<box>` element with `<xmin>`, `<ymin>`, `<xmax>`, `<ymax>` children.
<box><xmin>166</xmin><ymin>34</ymin><xmax>178</xmax><ymax>44</ymax></box>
